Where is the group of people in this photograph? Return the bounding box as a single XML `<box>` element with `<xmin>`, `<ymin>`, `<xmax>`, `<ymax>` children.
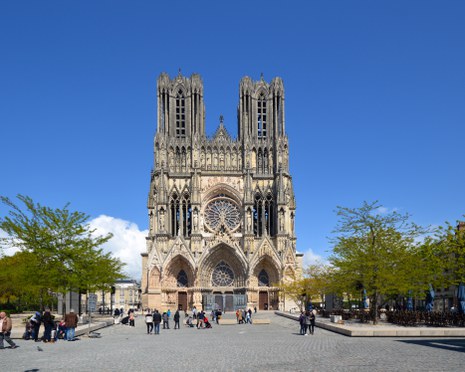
<box><xmin>144</xmin><ymin>308</ymin><xmax>182</xmax><ymax>334</ymax></box>
<box><xmin>24</xmin><ymin>308</ymin><xmax>79</xmax><ymax>342</ymax></box>
<box><xmin>236</xmin><ymin>308</ymin><xmax>253</xmax><ymax>324</ymax></box>
<box><xmin>299</xmin><ymin>310</ymin><xmax>316</xmax><ymax>335</ymax></box>
<box><xmin>114</xmin><ymin>308</ymin><xmax>136</xmax><ymax>327</ymax></box>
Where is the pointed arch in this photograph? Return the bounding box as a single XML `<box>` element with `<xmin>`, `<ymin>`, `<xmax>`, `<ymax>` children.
<box><xmin>198</xmin><ymin>243</ymin><xmax>248</xmax><ymax>288</ymax></box>
<box><xmin>250</xmin><ymin>254</ymin><xmax>280</xmax><ymax>288</ymax></box>
<box><xmin>162</xmin><ymin>254</ymin><xmax>195</xmax><ymax>288</ymax></box>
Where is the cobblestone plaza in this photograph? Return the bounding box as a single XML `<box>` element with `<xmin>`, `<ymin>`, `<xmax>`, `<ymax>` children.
<box><xmin>4</xmin><ymin>313</ymin><xmax>464</xmax><ymax>371</ymax></box>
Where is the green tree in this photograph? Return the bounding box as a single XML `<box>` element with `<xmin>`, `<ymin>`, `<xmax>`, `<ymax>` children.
<box><xmin>328</xmin><ymin>201</ymin><xmax>431</xmax><ymax>323</ymax></box>
<box><xmin>434</xmin><ymin>219</ymin><xmax>465</xmax><ymax>288</ymax></box>
<box><xmin>305</xmin><ymin>263</ymin><xmax>333</xmax><ymax>304</ymax></box>
<box><xmin>0</xmin><ymin>195</ymin><xmax>125</xmax><ymax>309</ymax></box>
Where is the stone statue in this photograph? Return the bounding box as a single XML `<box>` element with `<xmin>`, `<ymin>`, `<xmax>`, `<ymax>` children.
<box><xmin>159</xmin><ymin>209</ymin><xmax>165</xmax><ymax>231</ymax></box>
<box><xmin>247</xmin><ymin>210</ymin><xmax>252</xmax><ymax>232</ymax></box>
<box><xmin>193</xmin><ymin>209</ymin><xmax>199</xmax><ymax>230</ymax></box>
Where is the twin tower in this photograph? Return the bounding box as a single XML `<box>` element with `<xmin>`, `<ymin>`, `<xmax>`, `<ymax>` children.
<box><xmin>141</xmin><ymin>72</ymin><xmax>302</xmax><ymax>312</ymax></box>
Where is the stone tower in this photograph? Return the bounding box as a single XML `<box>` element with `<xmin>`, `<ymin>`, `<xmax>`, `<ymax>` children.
<box><xmin>141</xmin><ymin>71</ymin><xmax>302</xmax><ymax>312</ymax></box>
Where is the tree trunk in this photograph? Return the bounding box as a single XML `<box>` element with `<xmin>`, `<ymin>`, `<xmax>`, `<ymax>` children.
<box><xmin>372</xmin><ymin>291</ymin><xmax>378</xmax><ymax>325</ymax></box>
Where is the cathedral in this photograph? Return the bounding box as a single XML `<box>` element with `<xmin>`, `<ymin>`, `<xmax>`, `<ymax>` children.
<box><xmin>141</xmin><ymin>72</ymin><xmax>302</xmax><ymax>312</ymax></box>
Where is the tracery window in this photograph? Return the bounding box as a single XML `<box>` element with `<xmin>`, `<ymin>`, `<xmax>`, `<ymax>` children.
<box><xmin>204</xmin><ymin>198</ymin><xmax>241</xmax><ymax>232</ymax></box>
<box><xmin>177</xmin><ymin>270</ymin><xmax>188</xmax><ymax>287</ymax></box>
<box><xmin>264</xmin><ymin>193</ymin><xmax>274</xmax><ymax>235</ymax></box>
<box><xmin>257</xmin><ymin>93</ymin><xmax>267</xmax><ymax>138</ymax></box>
<box><xmin>170</xmin><ymin>192</ymin><xmax>191</xmax><ymax>237</ymax></box>
<box><xmin>176</xmin><ymin>89</ymin><xmax>186</xmax><ymax>138</ymax></box>
<box><xmin>258</xmin><ymin>269</ymin><xmax>270</xmax><ymax>286</ymax></box>
<box><xmin>170</xmin><ymin>193</ymin><xmax>180</xmax><ymax>236</ymax></box>
<box><xmin>211</xmin><ymin>261</ymin><xmax>235</xmax><ymax>287</ymax></box>
<box><xmin>253</xmin><ymin>193</ymin><xmax>263</xmax><ymax>237</ymax></box>
<box><xmin>253</xmin><ymin>192</ymin><xmax>275</xmax><ymax>237</ymax></box>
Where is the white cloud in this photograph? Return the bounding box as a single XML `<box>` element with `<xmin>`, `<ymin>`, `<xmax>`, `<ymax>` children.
<box><xmin>0</xmin><ymin>228</ymin><xmax>20</xmax><ymax>256</ymax></box>
<box><xmin>89</xmin><ymin>215</ymin><xmax>148</xmax><ymax>281</ymax></box>
<box><xmin>376</xmin><ymin>206</ymin><xmax>389</xmax><ymax>214</ymax></box>
<box><xmin>375</xmin><ymin>206</ymin><xmax>400</xmax><ymax>215</ymax></box>
<box><xmin>302</xmin><ymin>247</ymin><xmax>328</xmax><ymax>266</ymax></box>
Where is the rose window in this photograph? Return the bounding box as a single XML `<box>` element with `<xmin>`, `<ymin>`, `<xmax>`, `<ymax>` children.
<box><xmin>204</xmin><ymin>198</ymin><xmax>241</xmax><ymax>231</ymax></box>
<box><xmin>211</xmin><ymin>261</ymin><xmax>235</xmax><ymax>287</ymax></box>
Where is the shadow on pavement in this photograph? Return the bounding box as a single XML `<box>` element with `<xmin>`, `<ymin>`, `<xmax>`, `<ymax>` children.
<box><xmin>398</xmin><ymin>339</ymin><xmax>465</xmax><ymax>353</ymax></box>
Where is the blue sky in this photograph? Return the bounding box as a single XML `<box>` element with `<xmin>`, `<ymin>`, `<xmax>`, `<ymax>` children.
<box><xmin>1</xmin><ymin>1</ymin><xmax>464</xmax><ymax>278</ymax></box>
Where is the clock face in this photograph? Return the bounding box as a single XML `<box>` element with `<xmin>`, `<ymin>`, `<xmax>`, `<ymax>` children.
<box><xmin>204</xmin><ymin>198</ymin><xmax>241</xmax><ymax>232</ymax></box>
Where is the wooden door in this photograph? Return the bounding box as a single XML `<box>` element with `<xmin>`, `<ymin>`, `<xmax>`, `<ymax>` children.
<box><xmin>259</xmin><ymin>291</ymin><xmax>268</xmax><ymax>310</ymax></box>
<box><xmin>178</xmin><ymin>292</ymin><xmax>187</xmax><ymax>311</ymax></box>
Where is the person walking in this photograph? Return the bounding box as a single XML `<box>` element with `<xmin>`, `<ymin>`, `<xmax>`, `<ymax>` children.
<box><xmin>173</xmin><ymin>310</ymin><xmax>180</xmax><ymax>329</ymax></box>
<box><xmin>309</xmin><ymin>310</ymin><xmax>316</xmax><ymax>335</ymax></box>
<box><xmin>304</xmin><ymin>310</ymin><xmax>311</xmax><ymax>336</ymax></box>
<box><xmin>153</xmin><ymin>310</ymin><xmax>161</xmax><ymax>334</ymax></box>
<box><xmin>0</xmin><ymin>312</ymin><xmax>18</xmax><ymax>349</ymax></box>
<box><xmin>298</xmin><ymin>311</ymin><xmax>305</xmax><ymax>335</ymax></box>
<box><xmin>42</xmin><ymin>308</ymin><xmax>54</xmax><ymax>343</ymax></box>
<box><xmin>64</xmin><ymin>309</ymin><xmax>79</xmax><ymax>341</ymax></box>
<box><xmin>145</xmin><ymin>310</ymin><xmax>153</xmax><ymax>334</ymax></box>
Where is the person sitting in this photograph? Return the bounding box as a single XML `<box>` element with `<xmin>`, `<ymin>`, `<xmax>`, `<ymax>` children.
<box><xmin>185</xmin><ymin>316</ymin><xmax>194</xmax><ymax>327</ymax></box>
<box><xmin>204</xmin><ymin>316</ymin><xmax>212</xmax><ymax>329</ymax></box>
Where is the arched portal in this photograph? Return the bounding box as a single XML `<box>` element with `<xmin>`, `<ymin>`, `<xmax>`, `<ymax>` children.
<box><xmin>198</xmin><ymin>244</ymin><xmax>247</xmax><ymax>288</ymax></box>
<box><xmin>199</xmin><ymin>244</ymin><xmax>248</xmax><ymax>311</ymax></box>
<box><xmin>251</xmin><ymin>256</ymin><xmax>280</xmax><ymax>310</ymax></box>
<box><xmin>161</xmin><ymin>255</ymin><xmax>195</xmax><ymax>311</ymax></box>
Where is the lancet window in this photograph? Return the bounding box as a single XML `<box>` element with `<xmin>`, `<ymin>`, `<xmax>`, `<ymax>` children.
<box><xmin>170</xmin><ymin>192</ymin><xmax>191</xmax><ymax>237</ymax></box>
<box><xmin>264</xmin><ymin>193</ymin><xmax>274</xmax><ymax>235</ymax></box>
<box><xmin>257</xmin><ymin>93</ymin><xmax>267</xmax><ymax>138</ymax></box>
<box><xmin>253</xmin><ymin>192</ymin><xmax>275</xmax><ymax>237</ymax></box>
<box><xmin>253</xmin><ymin>193</ymin><xmax>263</xmax><ymax>237</ymax></box>
<box><xmin>176</xmin><ymin>89</ymin><xmax>186</xmax><ymax>138</ymax></box>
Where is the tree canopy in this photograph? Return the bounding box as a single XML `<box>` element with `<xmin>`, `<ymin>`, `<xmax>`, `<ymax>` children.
<box><xmin>328</xmin><ymin>201</ymin><xmax>432</xmax><ymax>323</ymax></box>
<box><xmin>0</xmin><ymin>195</ymin><xmax>125</xmax><ymax>310</ymax></box>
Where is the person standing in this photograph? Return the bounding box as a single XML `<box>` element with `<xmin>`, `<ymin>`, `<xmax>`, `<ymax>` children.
<box><xmin>309</xmin><ymin>310</ymin><xmax>316</xmax><ymax>335</ymax></box>
<box><xmin>153</xmin><ymin>310</ymin><xmax>161</xmax><ymax>334</ymax></box>
<box><xmin>197</xmin><ymin>310</ymin><xmax>204</xmax><ymax>329</ymax></box>
<box><xmin>304</xmin><ymin>310</ymin><xmax>311</xmax><ymax>336</ymax></box>
<box><xmin>129</xmin><ymin>311</ymin><xmax>135</xmax><ymax>327</ymax></box>
<box><xmin>145</xmin><ymin>310</ymin><xmax>153</xmax><ymax>334</ymax></box>
<box><xmin>0</xmin><ymin>312</ymin><xmax>18</xmax><ymax>349</ymax></box>
<box><xmin>298</xmin><ymin>311</ymin><xmax>305</xmax><ymax>335</ymax></box>
<box><xmin>162</xmin><ymin>312</ymin><xmax>169</xmax><ymax>329</ymax></box>
<box><xmin>64</xmin><ymin>309</ymin><xmax>79</xmax><ymax>341</ymax></box>
<box><xmin>30</xmin><ymin>311</ymin><xmax>42</xmax><ymax>342</ymax></box>
<box><xmin>173</xmin><ymin>310</ymin><xmax>180</xmax><ymax>329</ymax></box>
<box><xmin>42</xmin><ymin>308</ymin><xmax>54</xmax><ymax>343</ymax></box>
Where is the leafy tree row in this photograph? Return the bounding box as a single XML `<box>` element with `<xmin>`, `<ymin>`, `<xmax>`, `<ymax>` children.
<box><xmin>0</xmin><ymin>195</ymin><xmax>125</xmax><ymax>311</ymax></box>
<box><xmin>281</xmin><ymin>201</ymin><xmax>465</xmax><ymax>324</ymax></box>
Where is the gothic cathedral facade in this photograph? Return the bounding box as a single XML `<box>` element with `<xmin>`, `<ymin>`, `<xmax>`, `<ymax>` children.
<box><xmin>141</xmin><ymin>72</ymin><xmax>302</xmax><ymax>312</ymax></box>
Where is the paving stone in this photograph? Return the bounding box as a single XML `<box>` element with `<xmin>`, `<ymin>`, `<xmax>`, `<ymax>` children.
<box><xmin>2</xmin><ymin>312</ymin><xmax>464</xmax><ymax>371</ymax></box>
